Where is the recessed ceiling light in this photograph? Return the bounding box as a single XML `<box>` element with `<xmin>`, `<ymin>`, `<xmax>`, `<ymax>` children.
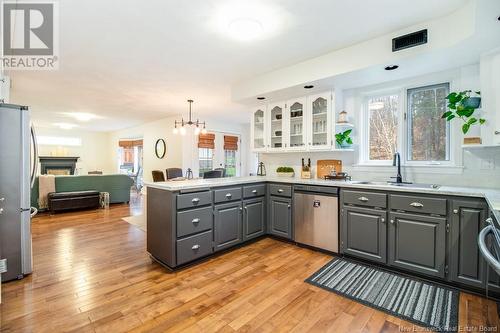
<box><xmin>228</xmin><ymin>18</ymin><xmax>263</xmax><ymax>41</ymax></box>
<box><xmin>384</xmin><ymin>65</ymin><xmax>399</xmax><ymax>71</ymax></box>
<box><xmin>304</xmin><ymin>85</ymin><xmax>314</xmax><ymax>89</ymax></box>
<box><xmin>54</xmin><ymin>122</ymin><xmax>78</xmax><ymax>130</ymax></box>
<box><xmin>62</xmin><ymin>112</ymin><xmax>99</xmax><ymax>122</ymax></box>
<box><xmin>257</xmin><ymin>97</ymin><xmax>266</xmax><ymax>100</ymax></box>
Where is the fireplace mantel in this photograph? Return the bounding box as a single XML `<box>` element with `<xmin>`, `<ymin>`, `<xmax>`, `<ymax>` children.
<box><xmin>39</xmin><ymin>156</ymin><xmax>80</xmax><ymax>175</ymax></box>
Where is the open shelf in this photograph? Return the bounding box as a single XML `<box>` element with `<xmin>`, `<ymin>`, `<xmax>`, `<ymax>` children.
<box><xmin>462</xmin><ymin>144</ymin><xmax>500</xmax><ymax>149</ymax></box>
<box><xmin>335</xmin><ymin>122</ymin><xmax>354</xmax><ymax>127</ymax></box>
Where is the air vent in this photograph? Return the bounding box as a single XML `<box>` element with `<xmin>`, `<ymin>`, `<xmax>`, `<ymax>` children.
<box><xmin>392</xmin><ymin>29</ymin><xmax>428</xmax><ymax>52</ymax></box>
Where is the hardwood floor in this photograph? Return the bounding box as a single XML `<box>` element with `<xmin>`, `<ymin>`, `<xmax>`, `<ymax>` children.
<box><xmin>1</xmin><ymin>197</ymin><xmax>498</xmax><ymax>332</ymax></box>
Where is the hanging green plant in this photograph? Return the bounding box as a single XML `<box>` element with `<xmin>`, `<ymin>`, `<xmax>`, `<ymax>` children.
<box><xmin>442</xmin><ymin>90</ymin><xmax>485</xmax><ymax>134</ymax></box>
<box><xmin>335</xmin><ymin>129</ymin><xmax>353</xmax><ymax>148</ymax></box>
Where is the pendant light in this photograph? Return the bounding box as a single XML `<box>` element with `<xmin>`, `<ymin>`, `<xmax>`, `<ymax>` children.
<box><xmin>173</xmin><ymin>100</ymin><xmax>207</xmax><ymax>135</ymax></box>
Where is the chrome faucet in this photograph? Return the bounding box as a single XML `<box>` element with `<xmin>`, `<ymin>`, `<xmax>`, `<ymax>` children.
<box><xmin>391</xmin><ymin>152</ymin><xmax>403</xmax><ymax>184</ymax></box>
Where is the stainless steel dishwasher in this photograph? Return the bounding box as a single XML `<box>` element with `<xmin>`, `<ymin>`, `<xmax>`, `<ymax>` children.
<box><xmin>294</xmin><ymin>185</ymin><xmax>339</xmax><ymax>253</ymax></box>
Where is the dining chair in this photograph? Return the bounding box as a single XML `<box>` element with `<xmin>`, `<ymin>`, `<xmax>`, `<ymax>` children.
<box><xmin>152</xmin><ymin>170</ymin><xmax>165</xmax><ymax>182</ymax></box>
<box><xmin>166</xmin><ymin>168</ymin><xmax>183</xmax><ymax>180</ymax></box>
<box><xmin>203</xmin><ymin>170</ymin><xmax>224</xmax><ymax>179</ymax></box>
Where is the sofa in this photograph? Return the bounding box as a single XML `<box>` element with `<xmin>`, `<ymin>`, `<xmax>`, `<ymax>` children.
<box><xmin>31</xmin><ymin>174</ymin><xmax>134</xmax><ymax>209</ymax></box>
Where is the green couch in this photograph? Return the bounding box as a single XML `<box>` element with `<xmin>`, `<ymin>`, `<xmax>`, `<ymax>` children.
<box><xmin>31</xmin><ymin>174</ymin><xmax>134</xmax><ymax>209</ymax></box>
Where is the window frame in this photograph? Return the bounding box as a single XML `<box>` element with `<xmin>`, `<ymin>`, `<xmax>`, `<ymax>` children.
<box><xmin>198</xmin><ymin>147</ymin><xmax>214</xmax><ymax>177</ymax></box>
<box><xmin>360</xmin><ymin>79</ymin><xmax>458</xmax><ymax>167</ymax></box>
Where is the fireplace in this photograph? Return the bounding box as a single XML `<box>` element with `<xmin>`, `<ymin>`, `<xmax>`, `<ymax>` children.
<box><xmin>39</xmin><ymin>156</ymin><xmax>79</xmax><ymax>175</ymax></box>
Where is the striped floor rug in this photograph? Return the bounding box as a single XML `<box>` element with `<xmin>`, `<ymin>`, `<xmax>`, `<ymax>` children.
<box><xmin>306</xmin><ymin>258</ymin><xmax>459</xmax><ymax>332</ymax></box>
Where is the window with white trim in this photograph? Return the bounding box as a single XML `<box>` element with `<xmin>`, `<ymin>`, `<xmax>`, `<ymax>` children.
<box><xmin>362</xmin><ymin>82</ymin><xmax>452</xmax><ymax>165</ymax></box>
<box><xmin>198</xmin><ymin>148</ymin><xmax>213</xmax><ymax>177</ymax></box>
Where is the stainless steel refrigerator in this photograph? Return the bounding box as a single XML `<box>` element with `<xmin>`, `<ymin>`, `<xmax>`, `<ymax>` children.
<box><xmin>0</xmin><ymin>103</ymin><xmax>38</xmax><ymax>282</ymax></box>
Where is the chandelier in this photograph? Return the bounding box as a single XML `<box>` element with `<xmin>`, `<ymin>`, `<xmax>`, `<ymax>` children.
<box><xmin>173</xmin><ymin>99</ymin><xmax>207</xmax><ymax>135</ymax></box>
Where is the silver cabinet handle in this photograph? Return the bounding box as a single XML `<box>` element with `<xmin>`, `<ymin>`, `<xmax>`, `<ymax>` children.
<box><xmin>244</xmin><ymin>206</ymin><xmax>248</xmax><ymax>210</ymax></box>
<box><xmin>0</xmin><ymin>208</ymin><xmax>3</xmax><ymax>214</ymax></box>
<box><xmin>239</xmin><ymin>207</ymin><xmax>243</xmax><ymax>211</ymax></box>
<box><xmin>495</xmin><ymin>130</ymin><xmax>500</xmax><ymax>135</ymax></box>
<box><xmin>225</xmin><ymin>193</ymin><xmax>232</xmax><ymax>198</ymax></box>
<box><xmin>278</xmin><ymin>189</ymin><xmax>284</xmax><ymax>193</ymax></box>
<box><xmin>453</xmin><ymin>209</ymin><xmax>458</xmax><ymax>214</ymax></box>
<box><xmin>381</xmin><ymin>218</ymin><xmax>385</xmax><ymax>223</ymax></box>
<box><xmin>478</xmin><ymin>225</ymin><xmax>500</xmax><ymax>275</ymax></box>
<box><xmin>410</xmin><ymin>202</ymin><xmax>424</xmax><ymax>208</ymax></box>
<box><xmin>0</xmin><ymin>197</ymin><xmax>4</xmax><ymax>202</ymax></box>
<box><xmin>358</xmin><ymin>197</ymin><xmax>369</xmax><ymax>202</ymax></box>
<box><xmin>390</xmin><ymin>219</ymin><xmax>394</xmax><ymax>224</ymax></box>
<box><xmin>287</xmin><ymin>204</ymin><xmax>291</xmax><ymax>209</ymax></box>
<box><xmin>252</xmin><ymin>190</ymin><xmax>258</xmax><ymax>194</ymax></box>
<box><xmin>192</xmin><ymin>198</ymin><xmax>200</xmax><ymax>203</ymax></box>
<box><xmin>486</xmin><ymin>217</ymin><xmax>493</xmax><ymax>226</ymax></box>
<box><xmin>192</xmin><ymin>218</ymin><xmax>200</xmax><ymax>224</ymax></box>
<box><xmin>192</xmin><ymin>244</ymin><xmax>200</xmax><ymax>250</ymax></box>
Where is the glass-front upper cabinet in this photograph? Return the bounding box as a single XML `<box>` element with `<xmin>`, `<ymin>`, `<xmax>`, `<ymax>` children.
<box><xmin>307</xmin><ymin>92</ymin><xmax>332</xmax><ymax>150</ymax></box>
<box><xmin>251</xmin><ymin>108</ymin><xmax>266</xmax><ymax>152</ymax></box>
<box><xmin>286</xmin><ymin>98</ymin><xmax>306</xmax><ymax>150</ymax></box>
<box><xmin>268</xmin><ymin>102</ymin><xmax>285</xmax><ymax>151</ymax></box>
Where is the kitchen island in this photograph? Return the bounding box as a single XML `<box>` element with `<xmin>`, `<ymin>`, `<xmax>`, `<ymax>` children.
<box><xmin>146</xmin><ymin>176</ymin><xmax>500</xmax><ymax>298</ymax></box>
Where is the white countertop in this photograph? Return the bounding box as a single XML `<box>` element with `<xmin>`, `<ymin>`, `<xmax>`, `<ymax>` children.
<box><xmin>145</xmin><ymin>176</ymin><xmax>500</xmax><ymax>220</ymax></box>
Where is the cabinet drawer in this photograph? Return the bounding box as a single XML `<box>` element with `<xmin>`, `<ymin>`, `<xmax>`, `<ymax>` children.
<box><xmin>390</xmin><ymin>194</ymin><xmax>446</xmax><ymax>215</ymax></box>
<box><xmin>176</xmin><ymin>230</ymin><xmax>213</xmax><ymax>265</ymax></box>
<box><xmin>342</xmin><ymin>190</ymin><xmax>387</xmax><ymax>208</ymax></box>
<box><xmin>243</xmin><ymin>184</ymin><xmax>266</xmax><ymax>198</ymax></box>
<box><xmin>177</xmin><ymin>206</ymin><xmax>213</xmax><ymax>237</ymax></box>
<box><xmin>177</xmin><ymin>191</ymin><xmax>212</xmax><ymax>210</ymax></box>
<box><xmin>214</xmin><ymin>187</ymin><xmax>242</xmax><ymax>203</ymax></box>
<box><xmin>269</xmin><ymin>184</ymin><xmax>292</xmax><ymax>197</ymax></box>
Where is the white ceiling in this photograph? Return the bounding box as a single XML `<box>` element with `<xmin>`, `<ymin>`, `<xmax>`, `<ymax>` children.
<box><xmin>8</xmin><ymin>0</ymin><xmax>468</xmax><ymax>131</ymax></box>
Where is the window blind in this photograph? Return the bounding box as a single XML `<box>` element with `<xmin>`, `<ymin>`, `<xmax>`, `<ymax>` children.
<box><xmin>198</xmin><ymin>133</ymin><xmax>215</xmax><ymax>149</ymax></box>
<box><xmin>224</xmin><ymin>135</ymin><xmax>238</xmax><ymax>151</ymax></box>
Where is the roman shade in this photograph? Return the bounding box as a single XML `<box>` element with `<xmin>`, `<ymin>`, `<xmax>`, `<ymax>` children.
<box><xmin>119</xmin><ymin>139</ymin><xmax>143</xmax><ymax>148</ymax></box>
<box><xmin>198</xmin><ymin>133</ymin><xmax>215</xmax><ymax>149</ymax></box>
<box><xmin>224</xmin><ymin>135</ymin><xmax>238</xmax><ymax>151</ymax></box>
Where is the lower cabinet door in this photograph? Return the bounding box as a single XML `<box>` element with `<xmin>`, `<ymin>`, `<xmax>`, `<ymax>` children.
<box><xmin>341</xmin><ymin>206</ymin><xmax>387</xmax><ymax>264</ymax></box>
<box><xmin>214</xmin><ymin>202</ymin><xmax>242</xmax><ymax>252</ymax></box>
<box><xmin>449</xmin><ymin>199</ymin><xmax>487</xmax><ymax>288</ymax></box>
<box><xmin>243</xmin><ymin>198</ymin><xmax>265</xmax><ymax>241</ymax></box>
<box><xmin>388</xmin><ymin>212</ymin><xmax>446</xmax><ymax>278</ymax></box>
<box><xmin>269</xmin><ymin>196</ymin><xmax>292</xmax><ymax>239</ymax></box>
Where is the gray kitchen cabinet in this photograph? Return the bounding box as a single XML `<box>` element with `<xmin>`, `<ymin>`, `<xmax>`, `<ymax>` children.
<box><xmin>449</xmin><ymin>199</ymin><xmax>488</xmax><ymax>288</ymax></box>
<box><xmin>243</xmin><ymin>198</ymin><xmax>265</xmax><ymax>241</ymax></box>
<box><xmin>341</xmin><ymin>206</ymin><xmax>387</xmax><ymax>264</ymax></box>
<box><xmin>214</xmin><ymin>202</ymin><xmax>242</xmax><ymax>252</ymax></box>
<box><xmin>269</xmin><ymin>196</ymin><xmax>292</xmax><ymax>239</ymax></box>
<box><xmin>388</xmin><ymin>212</ymin><xmax>446</xmax><ymax>278</ymax></box>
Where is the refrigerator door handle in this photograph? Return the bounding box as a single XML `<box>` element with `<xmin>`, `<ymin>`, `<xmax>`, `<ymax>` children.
<box><xmin>30</xmin><ymin>125</ymin><xmax>38</xmax><ymax>189</ymax></box>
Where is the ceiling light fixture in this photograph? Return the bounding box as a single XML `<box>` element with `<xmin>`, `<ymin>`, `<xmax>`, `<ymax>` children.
<box><xmin>173</xmin><ymin>100</ymin><xmax>207</xmax><ymax>136</ymax></box>
<box><xmin>304</xmin><ymin>85</ymin><xmax>314</xmax><ymax>89</ymax></box>
<box><xmin>384</xmin><ymin>65</ymin><xmax>399</xmax><ymax>71</ymax></box>
<box><xmin>228</xmin><ymin>18</ymin><xmax>263</xmax><ymax>41</ymax></box>
<box><xmin>55</xmin><ymin>122</ymin><xmax>78</xmax><ymax>130</ymax></box>
<box><xmin>257</xmin><ymin>97</ymin><xmax>266</xmax><ymax>100</ymax></box>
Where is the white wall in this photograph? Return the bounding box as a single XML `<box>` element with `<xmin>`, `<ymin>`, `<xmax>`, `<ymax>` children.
<box><xmin>35</xmin><ymin>126</ymin><xmax>112</xmax><ymax>175</ymax></box>
<box><xmin>259</xmin><ymin>64</ymin><xmax>500</xmax><ymax>189</ymax></box>
<box><xmin>109</xmin><ymin>115</ymin><xmax>250</xmax><ymax>182</ymax></box>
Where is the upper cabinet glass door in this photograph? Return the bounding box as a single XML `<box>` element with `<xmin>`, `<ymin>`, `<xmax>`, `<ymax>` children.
<box><xmin>307</xmin><ymin>92</ymin><xmax>332</xmax><ymax>150</ymax></box>
<box><xmin>269</xmin><ymin>103</ymin><xmax>284</xmax><ymax>150</ymax></box>
<box><xmin>287</xmin><ymin>98</ymin><xmax>306</xmax><ymax>150</ymax></box>
<box><xmin>252</xmin><ymin>109</ymin><xmax>266</xmax><ymax>151</ymax></box>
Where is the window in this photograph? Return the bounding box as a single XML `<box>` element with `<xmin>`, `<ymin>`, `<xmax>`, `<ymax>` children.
<box><xmin>407</xmin><ymin>83</ymin><xmax>450</xmax><ymax>162</ymax></box>
<box><xmin>362</xmin><ymin>82</ymin><xmax>452</xmax><ymax>165</ymax></box>
<box><xmin>198</xmin><ymin>148</ymin><xmax>213</xmax><ymax>177</ymax></box>
<box><xmin>224</xmin><ymin>150</ymin><xmax>236</xmax><ymax>177</ymax></box>
<box><xmin>366</xmin><ymin>94</ymin><xmax>399</xmax><ymax>161</ymax></box>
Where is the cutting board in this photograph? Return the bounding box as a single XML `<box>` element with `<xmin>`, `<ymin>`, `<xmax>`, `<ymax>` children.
<box><xmin>316</xmin><ymin>160</ymin><xmax>342</xmax><ymax>179</ymax></box>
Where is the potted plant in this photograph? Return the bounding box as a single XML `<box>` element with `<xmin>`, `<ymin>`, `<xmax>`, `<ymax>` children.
<box><xmin>442</xmin><ymin>90</ymin><xmax>485</xmax><ymax>135</ymax></box>
<box><xmin>335</xmin><ymin>129</ymin><xmax>353</xmax><ymax>149</ymax></box>
<box><xmin>276</xmin><ymin>166</ymin><xmax>295</xmax><ymax>177</ymax></box>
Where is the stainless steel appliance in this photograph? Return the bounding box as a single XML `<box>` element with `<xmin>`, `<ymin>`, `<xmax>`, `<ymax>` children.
<box><xmin>0</xmin><ymin>104</ymin><xmax>38</xmax><ymax>281</ymax></box>
<box><xmin>479</xmin><ymin>216</ymin><xmax>500</xmax><ymax>275</ymax></box>
<box><xmin>294</xmin><ymin>185</ymin><xmax>339</xmax><ymax>252</ymax></box>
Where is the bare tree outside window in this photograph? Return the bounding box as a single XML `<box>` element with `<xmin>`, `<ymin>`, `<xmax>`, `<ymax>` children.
<box><xmin>407</xmin><ymin>83</ymin><xmax>450</xmax><ymax>161</ymax></box>
<box><xmin>368</xmin><ymin>95</ymin><xmax>399</xmax><ymax>160</ymax></box>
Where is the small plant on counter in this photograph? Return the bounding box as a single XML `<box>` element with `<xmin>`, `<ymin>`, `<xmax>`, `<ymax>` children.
<box><xmin>442</xmin><ymin>90</ymin><xmax>485</xmax><ymax>134</ymax></box>
<box><xmin>335</xmin><ymin>129</ymin><xmax>353</xmax><ymax>148</ymax></box>
<box><xmin>276</xmin><ymin>166</ymin><xmax>295</xmax><ymax>177</ymax></box>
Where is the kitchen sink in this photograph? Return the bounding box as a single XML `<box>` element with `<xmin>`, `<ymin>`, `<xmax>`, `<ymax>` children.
<box><xmin>350</xmin><ymin>181</ymin><xmax>440</xmax><ymax>189</ymax></box>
